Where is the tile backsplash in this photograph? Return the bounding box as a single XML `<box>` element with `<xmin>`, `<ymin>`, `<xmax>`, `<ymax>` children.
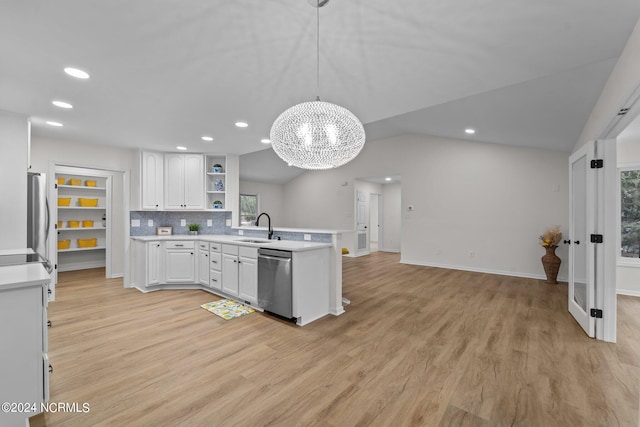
<box><xmin>129</xmin><ymin>211</ymin><xmax>332</xmax><ymax>243</ymax></box>
<box><xmin>130</xmin><ymin>211</ymin><xmax>230</xmax><ymax>236</ymax></box>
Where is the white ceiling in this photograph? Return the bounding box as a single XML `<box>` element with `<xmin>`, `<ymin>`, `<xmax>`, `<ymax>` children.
<box><xmin>2</xmin><ymin>1</ymin><xmax>639</xmax><ymax>183</ymax></box>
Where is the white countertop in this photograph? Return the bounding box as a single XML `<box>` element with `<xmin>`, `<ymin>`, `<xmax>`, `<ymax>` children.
<box><xmin>130</xmin><ymin>234</ymin><xmax>332</xmax><ymax>252</ymax></box>
<box><xmin>0</xmin><ymin>263</ymin><xmax>50</xmax><ymax>291</ymax></box>
<box><xmin>233</xmin><ymin>226</ymin><xmax>352</xmax><ymax>235</ymax></box>
<box><xmin>0</xmin><ymin>248</ymin><xmax>35</xmax><ymax>255</ymax></box>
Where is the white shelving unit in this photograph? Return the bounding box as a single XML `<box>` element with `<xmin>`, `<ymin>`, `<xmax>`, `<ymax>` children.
<box><xmin>55</xmin><ymin>174</ymin><xmax>110</xmax><ymax>272</ymax></box>
<box><xmin>205</xmin><ymin>155</ymin><xmax>228</xmax><ymax>211</ymax></box>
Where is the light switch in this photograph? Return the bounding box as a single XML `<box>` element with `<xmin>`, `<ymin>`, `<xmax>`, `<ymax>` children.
<box><xmin>180</xmin><ymin>219</ymin><xmax>186</xmax><ymax>226</ymax></box>
<box><xmin>148</xmin><ymin>219</ymin><xmax>154</xmax><ymax>227</ymax></box>
<box><xmin>226</xmin><ymin>219</ymin><xmax>231</xmax><ymax>227</ymax></box>
<box><xmin>304</xmin><ymin>234</ymin><xmax>311</xmax><ymax>241</ymax></box>
<box><xmin>207</xmin><ymin>219</ymin><xmax>213</xmax><ymax>226</ymax></box>
<box><xmin>238</xmin><ymin>230</ymin><xmax>244</xmax><ymax>236</ymax></box>
<box><xmin>131</xmin><ymin>219</ymin><xmax>140</xmax><ymax>227</ymax></box>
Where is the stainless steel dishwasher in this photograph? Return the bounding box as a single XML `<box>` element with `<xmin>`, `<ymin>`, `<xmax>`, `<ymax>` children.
<box><xmin>258</xmin><ymin>248</ymin><xmax>293</xmax><ymax>319</ymax></box>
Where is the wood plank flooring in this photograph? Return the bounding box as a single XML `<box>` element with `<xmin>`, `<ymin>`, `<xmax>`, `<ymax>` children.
<box><xmin>30</xmin><ymin>252</ymin><xmax>639</xmax><ymax>426</ymax></box>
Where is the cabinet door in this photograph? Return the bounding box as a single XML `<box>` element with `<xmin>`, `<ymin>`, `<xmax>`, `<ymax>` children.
<box><xmin>142</xmin><ymin>151</ymin><xmax>163</xmax><ymax>209</ymax></box>
<box><xmin>198</xmin><ymin>250</ymin><xmax>209</xmax><ymax>286</ymax></box>
<box><xmin>222</xmin><ymin>253</ymin><xmax>239</xmax><ymax>296</ymax></box>
<box><xmin>148</xmin><ymin>241</ymin><xmax>162</xmax><ymax>285</ymax></box>
<box><xmin>164</xmin><ymin>249</ymin><xmax>195</xmax><ymax>283</ymax></box>
<box><xmin>184</xmin><ymin>154</ymin><xmax>204</xmax><ymax>209</ymax></box>
<box><xmin>164</xmin><ymin>153</ymin><xmax>185</xmax><ymax>209</ymax></box>
<box><xmin>239</xmin><ymin>256</ymin><xmax>257</xmax><ymax>304</ymax></box>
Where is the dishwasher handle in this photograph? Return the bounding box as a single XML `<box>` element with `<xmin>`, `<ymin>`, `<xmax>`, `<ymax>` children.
<box><xmin>259</xmin><ymin>254</ymin><xmax>291</xmax><ymax>263</ymax></box>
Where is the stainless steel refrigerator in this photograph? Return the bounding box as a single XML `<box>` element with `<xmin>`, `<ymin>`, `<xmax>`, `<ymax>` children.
<box><xmin>27</xmin><ymin>172</ymin><xmax>53</xmax><ymax>273</ymax></box>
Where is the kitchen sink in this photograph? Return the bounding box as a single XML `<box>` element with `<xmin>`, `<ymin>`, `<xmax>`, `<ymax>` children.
<box><xmin>235</xmin><ymin>238</ymin><xmax>274</xmax><ymax>244</ymax></box>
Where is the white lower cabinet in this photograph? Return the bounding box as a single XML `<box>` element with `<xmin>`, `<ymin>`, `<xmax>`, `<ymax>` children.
<box><xmin>238</xmin><ymin>247</ymin><xmax>258</xmax><ymax>304</ymax></box>
<box><xmin>164</xmin><ymin>241</ymin><xmax>196</xmax><ymax>284</ymax></box>
<box><xmin>148</xmin><ymin>241</ymin><xmax>162</xmax><ymax>286</ymax></box>
<box><xmin>197</xmin><ymin>242</ymin><xmax>209</xmax><ymax>286</ymax></box>
<box><xmin>222</xmin><ymin>245</ymin><xmax>239</xmax><ymax>296</ymax></box>
<box><xmin>210</xmin><ymin>244</ymin><xmax>222</xmax><ymax>290</ymax></box>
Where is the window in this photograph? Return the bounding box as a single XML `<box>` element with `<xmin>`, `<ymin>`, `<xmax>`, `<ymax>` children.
<box><xmin>240</xmin><ymin>194</ymin><xmax>258</xmax><ymax>226</ymax></box>
<box><xmin>620</xmin><ymin>169</ymin><xmax>640</xmax><ymax>259</ymax></box>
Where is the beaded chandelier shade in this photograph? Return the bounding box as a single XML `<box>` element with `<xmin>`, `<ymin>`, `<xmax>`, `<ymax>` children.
<box><xmin>270</xmin><ymin>0</ymin><xmax>365</xmax><ymax>170</ymax></box>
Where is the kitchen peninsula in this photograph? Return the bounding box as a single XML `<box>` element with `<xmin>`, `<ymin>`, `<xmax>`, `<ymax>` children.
<box><xmin>129</xmin><ymin>231</ymin><xmax>344</xmax><ymax>326</ymax></box>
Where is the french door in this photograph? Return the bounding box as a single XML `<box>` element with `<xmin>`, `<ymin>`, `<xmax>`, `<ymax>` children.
<box><xmin>568</xmin><ymin>141</ymin><xmax>596</xmax><ymax>337</ymax></box>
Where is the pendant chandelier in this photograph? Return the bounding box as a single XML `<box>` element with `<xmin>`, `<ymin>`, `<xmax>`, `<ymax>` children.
<box><xmin>270</xmin><ymin>0</ymin><xmax>365</xmax><ymax>170</ymax></box>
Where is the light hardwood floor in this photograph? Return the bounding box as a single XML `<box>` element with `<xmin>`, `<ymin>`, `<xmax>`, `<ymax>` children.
<box><xmin>31</xmin><ymin>252</ymin><xmax>639</xmax><ymax>426</ymax></box>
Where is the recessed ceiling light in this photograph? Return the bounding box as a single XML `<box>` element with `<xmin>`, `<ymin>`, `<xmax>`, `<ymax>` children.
<box><xmin>176</xmin><ymin>146</ymin><xmax>187</xmax><ymax>151</ymax></box>
<box><xmin>235</xmin><ymin>121</ymin><xmax>248</xmax><ymax>128</ymax></box>
<box><xmin>261</xmin><ymin>138</ymin><xmax>271</xmax><ymax>144</ymax></box>
<box><xmin>46</xmin><ymin>121</ymin><xmax>63</xmax><ymax>127</ymax></box>
<box><xmin>201</xmin><ymin>136</ymin><xmax>214</xmax><ymax>142</ymax></box>
<box><xmin>385</xmin><ymin>177</ymin><xmax>392</xmax><ymax>181</ymax></box>
<box><xmin>64</xmin><ymin>67</ymin><xmax>90</xmax><ymax>79</ymax></box>
<box><xmin>52</xmin><ymin>100</ymin><xmax>73</xmax><ymax>109</ymax></box>
<box><xmin>465</xmin><ymin>128</ymin><xmax>476</xmax><ymax>134</ymax></box>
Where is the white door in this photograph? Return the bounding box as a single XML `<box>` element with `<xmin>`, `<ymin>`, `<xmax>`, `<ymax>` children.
<box><xmin>198</xmin><ymin>249</ymin><xmax>209</xmax><ymax>286</ymax></box>
<box><xmin>142</xmin><ymin>151</ymin><xmax>163</xmax><ymax>210</ymax></box>
<box><xmin>164</xmin><ymin>249</ymin><xmax>195</xmax><ymax>283</ymax></box>
<box><xmin>568</xmin><ymin>141</ymin><xmax>595</xmax><ymax>337</ymax></box>
<box><xmin>148</xmin><ymin>241</ymin><xmax>161</xmax><ymax>285</ymax></box>
<box><xmin>356</xmin><ymin>190</ymin><xmax>369</xmax><ymax>254</ymax></box>
<box><xmin>222</xmin><ymin>254</ymin><xmax>239</xmax><ymax>295</ymax></box>
<box><xmin>239</xmin><ymin>256</ymin><xmax>258</xmax><ymax>304</ymax></box>
<box><xmin>164</xmin><ymin>154</ymin><xmax>185</xmax><ymax>209</ymax></box>
<box><xmin>183</xmin><ymin>154</ymin><xmax>205</xmax><ymax>209</ymax></box>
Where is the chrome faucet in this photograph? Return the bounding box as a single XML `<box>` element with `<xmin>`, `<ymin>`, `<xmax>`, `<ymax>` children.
<box><xmin>255</xmin><ymin>212</ymin><xmax>273</xmax><ymax>240</ymax></box>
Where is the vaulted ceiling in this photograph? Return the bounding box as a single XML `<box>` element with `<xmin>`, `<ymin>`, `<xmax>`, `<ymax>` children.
<box><xmin>2</xmin><ymin>1</ymin><xmax>639</xmax><ymax>183</ymax></box>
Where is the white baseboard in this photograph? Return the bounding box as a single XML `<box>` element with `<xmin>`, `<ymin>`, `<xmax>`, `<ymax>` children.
<box><xmin>617</xmin><ymin>289</ymin><xmax>640</xmax><ymax>297</ymax></box>
<box><xmin>110</xmin><ymin>273</ymin><xmax>124</xmax><ymax>279</ymax></box>
<box><xmin>58</xmin><ymin>261</ymin><xmax>106</xmax><ymax>273</ymax></box>
<box><xmin>379</xmin><ymin>249</ymin><xmax>400</xmax><ymax>253</ymax></box>
<box><xmin>400</xmin><ymin>258</ymin><xmax>568</xmax><ymax>282</ymax></box>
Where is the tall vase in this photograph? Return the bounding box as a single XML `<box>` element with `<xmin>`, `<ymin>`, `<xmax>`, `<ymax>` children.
<box><xmin>541</xmin><ymin>245</ymin><xmax>561</xmax><ymax>284</ymax></box>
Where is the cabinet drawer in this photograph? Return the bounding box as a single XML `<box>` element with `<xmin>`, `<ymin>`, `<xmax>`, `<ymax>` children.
<box><xmin>222</xmin><ymin>244</ymin><xmax>238</xmax><ymax>255</ymax></box>
<box><xmin>198</xmin><ymin>242</ymin><xmax>209</xmax><ymax>251</ymax></box>
<box><xmin>165</xmin><ymin>241</ymin><xmax>194</xmax><ymax>249</ymax></box>
<box><xmin>239</xmin><ymin>246</ymin><xmax>257</xmax><ymax>259</ymax></box>
<box><xmin>210</xmin><ymin>252</ymin><xmax>222</xmax><ymax>269</ymax></box>
<box><xmin>209</xmin><ymin>242</ymin><xmax>221</xmax><ymax>252</ymax></box>
<box><xmin>209</xmin><ymin>269</ymin><xmax>221</xmax><ymax>289</ymax></box>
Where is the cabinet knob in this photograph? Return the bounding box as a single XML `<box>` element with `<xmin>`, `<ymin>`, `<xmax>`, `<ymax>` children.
<box><xmin>190</xmin><ymin>252</ymin><xmax>194</xmax><ymax>255</ymax></box>
<box><xmin>205</xmin><ymin>254</ymin><xmax>208</xmax><ymax>257</ymax></box>
<box><xmin>48</xmin><ymin>364</ymin><xmax>53</xmax><ymax>373</ymax></box>
<box><xmin>575</xmin><ymin>240</ymin><xmax>580</xmax><ymax>245</ymax></box>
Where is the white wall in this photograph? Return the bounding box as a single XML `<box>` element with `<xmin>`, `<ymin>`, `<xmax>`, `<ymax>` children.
<box><xmin>31</xmin><ymin>137</ymin><xmax>135</xmax><ymax>277</ymax></box>
<box><xmin>617</xmin><ymin>139</ymin><xmax>640</xmax><ymax>296</ymax></box>
<box><xmin>283</xmin><ymin>134</ymin><xmax>570</xmax><ymax>280</ymax></box>
<box><xmin>575</xmin><ymin>18</ymin><xmax>640</xmax><ymax>150</ymax></box>
<box><xmin>0</xmin><ymin>110</ymin><xmax>29</xmax><ymax>250</ymax></box>
<box><xmin>382</xmin><ymin>183</ymin><xmax>401</xmax><ymax>252</ymax></box>
<box><xmin>239</xmin><ymin>180</ymin><xmax>285</xmax><ymax>226</ymax></box>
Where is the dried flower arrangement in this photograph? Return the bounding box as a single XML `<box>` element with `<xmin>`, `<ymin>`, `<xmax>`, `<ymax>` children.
<box><xmin>539</xmin><ymin>225</ymin><xmax>562</xmax><ymax>248</ymax></box>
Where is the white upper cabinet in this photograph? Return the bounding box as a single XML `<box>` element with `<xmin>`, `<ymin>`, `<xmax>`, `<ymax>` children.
<box><xmin>164</xmin><ymin>154</ymin><xmax>204</xmax><ymax>209</ymax></box>
<box><xmin>141</xmin><ymin>151</ymin><xmax>164</xmax><ymax>210</ymax></box>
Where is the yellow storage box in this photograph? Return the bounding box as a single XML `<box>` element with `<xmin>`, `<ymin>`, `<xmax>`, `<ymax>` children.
<box><xmin>58</xmin><ymin>240</ymin><xmax>70</xmax><ymax>250</ymax></box>
<box><xmin>58</xmin><ymin>197</ymin><xmax>71</xmax><ymax>206</ymax></box>
<box><xmin>68</xmin><ymin>220</ymin><xmax>80</xmax><ymax>228</ymax></box>
<box><xmin>77</xmin><ymin>238</ymin><xmax>97</xmax><ymax>248</ymax></box>
<box><xmin>57</xmin><ymin>221</ymin><xmax>62</xmax><ymax>228</ymax></box>
<box><xmin>85</xmin><ymin>180</ymin><xmax>96</xmax><ymax>187</ymax></box>
<box><xmin>56</xmin><ymin>177</ymin><xmax>65</xmax><ymax>185</ymax></box>
<box><xmin>69</xmin><ymin>178</ymin><xmax>81</xmax><ymax>186</ymax></box>
<box><xmin>78</xmin><ymin>198</ymin><xmax>98</xmax><ymax>207</ymax></box>
<box><xmin>82</xmin><ymin>220</ymin><xmax>94</xmax><ymax>227</ymax></box>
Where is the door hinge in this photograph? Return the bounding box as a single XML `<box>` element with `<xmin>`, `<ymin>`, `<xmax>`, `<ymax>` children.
<box><xmin>618</xmin><ymin>107</ymin><xmax>630</xmax><ymax>116</ymax></box>
<box><xmin>590</xmin><ymin>159</ymin><xmax>603</xmax><ymax>169</ymax></box>
<box><xmin>590</xmin><ymin>234</ymin><xmax>603</xmax><ymax>243</ymax></box>
<box><xmin>590</xmin><ymin>308</ymin><xmax>603</xmax><ymax>318</ymax></box>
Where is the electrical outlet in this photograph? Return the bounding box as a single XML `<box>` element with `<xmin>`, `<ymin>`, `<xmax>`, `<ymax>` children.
<box><xmin>238</xmin><ymin>230</ymin><xmax>244</xmax><ymax>236</ymax></box>
<box><xmin>304</xmin><ymin>234</ymin><xmax>311</xmax><ymax>241</ymax></box>
<box><xmin>131</xmin><ymin>219</ymin><xmax>140</xmax><ymax>227</ymax></box>
<box><xmin>180</xmin><ymin>219</ymin><xmax>186</xmax><ymax>226</ymax></box>
<box><xmin>207</xmin><ymin>219</ymin><xmax>212</xmax><ymax>226</ymax></box>
<box><xmin>226</xmin><ymin>219</ymin><xmax>231</xmax><ymax>227</ymax></box>
<box><xmin>147</xmin><ymin>219</ymin><xmax>153</xmax><ymax>227</ymax></box>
